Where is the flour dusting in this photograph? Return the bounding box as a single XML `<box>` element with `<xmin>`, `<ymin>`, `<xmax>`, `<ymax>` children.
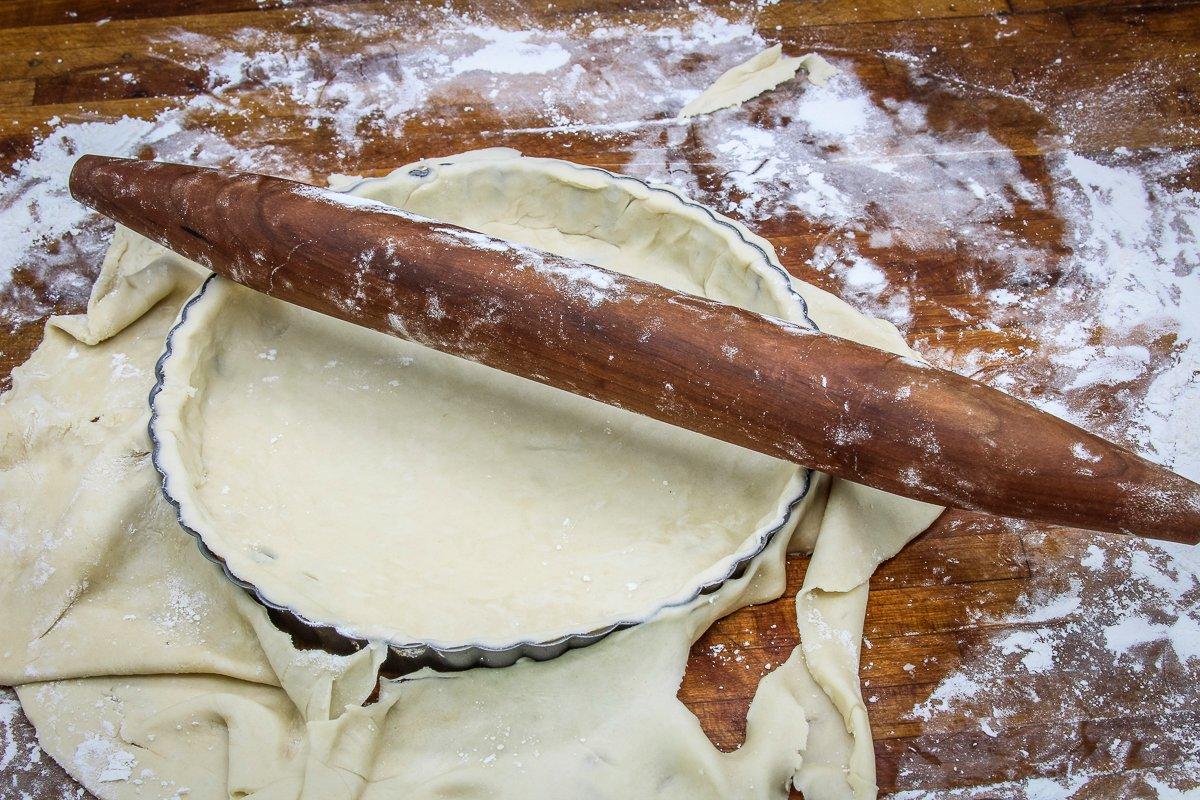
<box><xmin>2</xmin><ymin>3</ymin><xmax>1198</xmax><ymax>798</ymax></box>
<box><xmin>901</xmin><ymin>528</ymin><xmax>1200</xmax><ymax>797</ymax></box>
<box><xmin>73</xmin><ymin>735</ymin><xmax>136</xmax><ymax>784</ymax></box>
<box><xmin>623</xmin><ymin>61</ymin><xmax>1043</xmax><ymax>332</ymax></box>
<box><xmin>0</xmin><ymin>688</ymin><xmax>82</xmax><ymax>799</ymax></box>
<box><xmin>0</xmin><ymin>693</ymin><xmax>19</xmax><ymax>775</ymax></box>
<box><xmin>450</xmin><ymin>27</ymin><xmax>571</xmax><ymax>76</ymax></box>
<box><xmin>0</xmin><ymin>6</ymin><xmax>763</xmax><ymax>329</ymax></box>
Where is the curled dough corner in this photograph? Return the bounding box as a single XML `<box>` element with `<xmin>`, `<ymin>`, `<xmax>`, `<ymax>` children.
<box><xmin>679</xmin><ymin>44</ymin><xmax>837</xmax><ymax>119</ymax></box>
<box><xmin>49</xmin><ymin>225</ymin><xmax>203</xmax><ymax>346</ymax></box>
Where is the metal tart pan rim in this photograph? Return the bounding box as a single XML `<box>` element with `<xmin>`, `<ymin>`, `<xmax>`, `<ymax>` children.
<box><xmin>148</xmin><ymin>156</ymin><xmax>818</xmax><ymax>672</ymax></box>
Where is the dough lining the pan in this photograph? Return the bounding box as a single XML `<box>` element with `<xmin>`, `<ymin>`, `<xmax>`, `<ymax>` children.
<box><xmin>148</xmin><ymin>151</ymin><xmax>811</xmax><ymax>646</ymax></box>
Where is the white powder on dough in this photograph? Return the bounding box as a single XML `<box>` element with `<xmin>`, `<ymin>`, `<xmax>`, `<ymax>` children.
<box><xmin>73</xmin><ymin>734</ymin><xmax>136</xmax><ymax>783</ymax></box>
<box><xmin>152</xmin><ymin>577</ymin><xmax>210</xmax><ymax>632</ymax></box>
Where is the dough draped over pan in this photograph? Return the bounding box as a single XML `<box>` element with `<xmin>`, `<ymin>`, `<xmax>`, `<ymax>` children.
<box><xmin>0</xmin><ymin>149</ymin><xmax>941</xmax><ymax>800</ymax></box>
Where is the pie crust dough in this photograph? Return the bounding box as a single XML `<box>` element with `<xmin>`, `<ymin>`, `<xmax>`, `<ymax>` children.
<box><xmin>148</xmin><ymin>153</ymin><xmax>812</xmax><ymax>648</ymax></box>
<box><xmin>0</xmin><ymin>149</ymin><xmax>941</xmax><ymax>800</ymax></box>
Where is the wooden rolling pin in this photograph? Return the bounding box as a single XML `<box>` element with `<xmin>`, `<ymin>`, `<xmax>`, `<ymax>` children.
<box><xmin>70</xmin><ymin>155</ymin><xmax>1200</xmax><ymax>544</ymax></box>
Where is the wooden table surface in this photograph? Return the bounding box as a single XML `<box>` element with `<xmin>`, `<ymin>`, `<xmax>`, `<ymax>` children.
<box><xmin>2</xmin><ymin>1</ymin><xmax>1198</xmax><ymax>798</ymax></box>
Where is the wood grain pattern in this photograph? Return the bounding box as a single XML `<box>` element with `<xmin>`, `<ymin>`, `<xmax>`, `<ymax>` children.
<box><xmin>2</xmin><ymin>0</ymin><xmax>1198</xmax><ymax>797</ymax></box>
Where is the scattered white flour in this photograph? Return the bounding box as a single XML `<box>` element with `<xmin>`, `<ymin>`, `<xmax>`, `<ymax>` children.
<box><xmin>290</xmin><ymin>647</ymin><xmax>358</xmax><ymax>674</ymax></box>
<box><xmin>0</xmin><ymin>687</ymin><xmax>82</xmax><ymax>799</ymax></box>
<box><xmin>1046</xmin><ymin>150</ymin><xmax>1200</xmax><ymax>479</ymax></box>
<box><xmin>152</xmin><ymin>577</ymin><xmax>210</xmax><ymax>631</ymax></box>
<box><xmin>0</xmin><ymin>692</ymin><xmax>18</xmax><ymax>774</ymax></box>
<box><xmin>890</xmin><ymin>773</ymin><xmax>1096</xmax><ymax>800</ymax></box>
<box><xmin>2</xmin><ymin>3</ymin><xmax>1198</xmax><ymax>798</ymax></box>
<box><xmin>0</xmin><ymin>112</ymin><xmax>297</xmax><ymax>328</ymax></box>
<box><xmin>0</xmin><ymin>117</ymin><xmax>165</xmax><ymax>288</ymax></box>
<box><xmin>109</xmin><ymin>352</ymin><xmax>143</xmax><ymax>381</ymax></box>
<box><xmin>996</xmin><ymin>629</ymin><xmax>1055</xmax><ymax>674</ymax></box>
<box><xmin>0</xmin><ymin>6</ymin><xmax>756</xmax><ymax>328</ymax></box>
<box><xmin>902</xmin><ymin>528</ymin><xmax>1200</xmax><ymax>797</ymax></box>
<box><xmin>943</xmin><ymin>145</ymin><xmax>1200</xmax><ymax>484</ymax></box>
<box><xmin>623</xmin><ymin>61</ymin><xmax>1044</xmax><ymax>331</ymax></box>
<box><xmin>450</xmin><ymin>28</ymin><xmax>571</xmax><ymax>75</ymax></box>
<box><xmin>73</xmin><ymin>735</ymin><xmax>136</xmax><ymax>783</ymax></box>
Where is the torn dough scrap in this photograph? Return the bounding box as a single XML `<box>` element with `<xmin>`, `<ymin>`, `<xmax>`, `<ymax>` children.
<box><xmin>679</xmin><ymin>44</ymin><xmax>837</xmax><ymax>118</ymax></box>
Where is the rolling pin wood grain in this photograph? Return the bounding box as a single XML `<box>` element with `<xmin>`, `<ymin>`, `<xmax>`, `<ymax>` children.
<box><xmin>70</xmin><ymin>155</ymin><xmax>1200</xmax><ymax>544</ymax></box>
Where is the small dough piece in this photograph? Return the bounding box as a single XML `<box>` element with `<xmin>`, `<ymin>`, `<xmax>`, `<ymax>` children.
<box><xmin>679</xmin><ymin>44</ymin><xmax>837</xmax><ymax>118</ymax></box>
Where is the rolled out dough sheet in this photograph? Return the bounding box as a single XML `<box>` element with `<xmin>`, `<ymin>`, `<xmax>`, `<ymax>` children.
<box><xmin>0</xmin><ymin>149</ymin><xmax>941</xmax><ymax>800</ymax></box>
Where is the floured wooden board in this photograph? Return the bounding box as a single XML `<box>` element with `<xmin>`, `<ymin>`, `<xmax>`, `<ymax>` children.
<box><xmin>1</xmin><ymin>1</ymin><xmax>1197</xmax><ymax>797</ymax></box>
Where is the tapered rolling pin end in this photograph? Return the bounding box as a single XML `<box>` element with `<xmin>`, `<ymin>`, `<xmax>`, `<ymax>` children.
<box><xmin>71</xmin><ymin>154</ymin><xmax>148</xmax><ymax>212</ymax></box>
<box><xmin>72</xmin><ymin>154</ymin><xmax>242</xmax><ymax>246</ymax></box>
<box><xmin>1121</xmin><ymin>469</ymin><xmax>1200</xmax><ymax>545</ymax></box>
